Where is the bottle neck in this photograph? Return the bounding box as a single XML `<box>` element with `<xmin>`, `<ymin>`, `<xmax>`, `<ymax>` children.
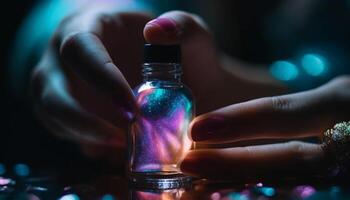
<box><xmin>142</xmin><ymin>63</ymin><xmax>182</xmax><ymax>83</ymax></box>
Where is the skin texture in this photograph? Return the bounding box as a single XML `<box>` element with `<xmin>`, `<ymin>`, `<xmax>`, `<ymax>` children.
<box><xmin>181</xmin><ymin>76</ymin><xmax>350</xmax><ymax>179</ymax></box>
<box><xmin>30</xmin><ymin>8</ymin><xmax>350</xmax><ymax>177</ymax></box>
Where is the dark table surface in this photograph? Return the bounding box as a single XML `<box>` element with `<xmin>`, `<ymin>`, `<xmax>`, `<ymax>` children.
<box><xmin>1</xmin><ymin>165</ymin><xmax>350</xmax><ymax>200</ymax></box>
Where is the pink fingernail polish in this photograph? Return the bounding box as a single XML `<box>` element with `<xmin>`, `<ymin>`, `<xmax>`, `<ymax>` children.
<box><xmin>180</xmin><ymin>157</ymin><xmax>196</xmax><ymax>174</ymax></box>
<box><xmin>191</xmin><ymin>116</ymin><xmax>227</xmax><ymax>141</ymax></box>
<box><xmin>147</xmin><ymin>18</ymin><xmax>179</xmax><ymax>34</ymax></box>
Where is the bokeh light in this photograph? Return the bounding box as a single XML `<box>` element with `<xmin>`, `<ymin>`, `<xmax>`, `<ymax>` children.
<box><xmin>59</xmin><ymin>194</ymin><xmax>80</xmax><ymax>200</ymax></box>
<box><xmin>0</xmin><ymin>163</ymin><xmax>6</xmax><ymax>175</ymax></box>
<box><xmin>211</xmin><ymin>192</ymin><xmax>221</xmax><ymax>200</ymax></box>
<box><xmin>227</xmin><ymin>192</ymin><xmax>249</xmax><ymax>200</ymax></box>
<box><xmin>301</xmin><ymin>54</ymin><xmax>327</xmax><ymax>76</ymax></box>
<box><xmin>293</xmin><ymin>185</ymin><xmax>316</xmax><ymax>199</ymax></box>
<box><xmin>259</xmin><ymin>187</ymin><xmax>276</xmax><ymax>197</ymax></box>
<box><xmin>0</xmin><ymin>177</ymin><xmax>13</xmax><ymax>186</ymax></box>
<box><xmin>101</xmin><ymin>194</ymin><xmax>115</xmax><ymax>200</ymax></box>
<box><xmin>14</xmin><ymin>164</ymin><xmax>30</xmax><ymax>177</ymax></box>
<box><xmin>270</xmin><ymin>61</ymin><xmax>299</xmax><ymax>81</ymax></box>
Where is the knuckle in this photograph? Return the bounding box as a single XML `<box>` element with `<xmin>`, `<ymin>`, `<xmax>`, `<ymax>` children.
<box><xmin>59</xmin><ymin>32</ymin><xmax>95</xmax><ymax>60</ymax></box>
<box><xmin>327</xmin><ymin>75</ymin><xmax>350</xmax><ymax>101</ymax></box>
<box><xmin>271</xmin><ymin>96</ymin><xmax>292</xmax><ymax>112</ymax></box>
<box><xmin>328</xmin><ymin>75</ymin><xmax>350</xmax><ymax>109</ymax></box>
<box><xmin>60</xmin><ymin>32</ymin><xmax>84</xmax><ymax>53</ymax></box>
<box><xmin>286</xmin><ymin>141</ymin><xmax>305</xmax><ymax>160</ymax></box>
<box><xmin>330</xmin><ymin>75</ymin><xmax>350</xmax><ymax>89</ymax></box>
<box><xmin>52</xmin><ymin>13</ymin><xmax>80</xmax><ymax>46</ymax></box>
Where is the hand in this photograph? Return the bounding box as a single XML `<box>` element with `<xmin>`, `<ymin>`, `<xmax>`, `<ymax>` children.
<box><xmin>31</xmin><ymin>9</ymin><xmax>153</xmax><ymax>163</ymax></box>
<box><xmin>181</xmin><ymin>76</ymin><xmax>350</xmax><ymax>179</ymax></box>
<box><xmin>31</xmin><ymin>9</ymin><xmax>285</xmax><ymax>163</ymax></box>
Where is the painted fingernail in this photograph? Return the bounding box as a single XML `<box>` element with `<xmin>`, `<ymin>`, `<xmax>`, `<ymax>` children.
<box><xmin>121</xmin><ymin>107</ymin><xmax>135</xmax><ymax>121</ymax></box>
<box><xmin>147</xmin><ymin>18</ymin><xmax>179</xmax><ymax>35</ymax></box>
<box><xmin>180</xmin><ymin>153</ymin><xmax>197</xmax><ymax>175</ymax></box>
<box><xmin>113</xmin><ymin>100</ymin><xmax>136</xmax><ymax>122</ymax></box>
<box><xmin>190</xmin><ymin>116</ymin><xmax>227</xmax><ymax>141</ymax></box>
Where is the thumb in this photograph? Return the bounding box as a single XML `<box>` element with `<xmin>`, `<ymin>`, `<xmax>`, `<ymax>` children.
<box><xmin>143</xmin><ymin>10</ymin><xmax>211</xmax><ymax>44</ymax></box>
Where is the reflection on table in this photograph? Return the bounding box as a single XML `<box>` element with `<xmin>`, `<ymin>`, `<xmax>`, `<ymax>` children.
<box><xmin>0</xmin><ymin>166</ymin><xmax>349</xmax><ymax>200</ymax></box>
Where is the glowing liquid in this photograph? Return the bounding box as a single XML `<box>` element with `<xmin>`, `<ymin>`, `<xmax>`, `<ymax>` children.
<box><xmin>129</xmin><ymin>81</ymin><xmax>194</xmax><ymax>175</ymax></box>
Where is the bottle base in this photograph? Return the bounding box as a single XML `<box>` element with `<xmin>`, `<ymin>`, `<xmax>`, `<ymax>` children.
<box><xmin>129</xmin><ymin>171</ymin><xmax>192</xmax><ymax>189</ymax></box>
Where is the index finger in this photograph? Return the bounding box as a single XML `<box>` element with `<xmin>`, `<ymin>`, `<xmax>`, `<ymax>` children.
<box><xmin>181</xmin><ymin>141</ymin><xmax>328</xmax><ymax>179</ymax></box>
<box><xmin>190</xmin><ymin>77</ymin><xmax>349</xmax><ymax>143</ymax></box>
<box><xmin>55</xmin><ymin>13</ymin><xmax>137</xmax><ymax>118</ymax></box>
<box><xmin>61</xmin><ymin>32</ymin><xmax>135</xmax><ymax>115</ymax></box>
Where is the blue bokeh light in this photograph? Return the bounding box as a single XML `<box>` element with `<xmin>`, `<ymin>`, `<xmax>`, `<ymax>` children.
<box><xmin>301</xmin><ymin>54</ymin><xmax>327</xmax><ymax>76</ymax></box>
<box><xmin>0</xmin><ymin>163</ymin><xmax>6</xmax><ymax>175</ymax></box>
<box><xmin>14</xmin><ymin>164</ymin><xmax>30</xmax><ymax>177</ymax></box>
<box><xmin>59</xmin><ymin>194</ymin><xmax>80</xmax><ymax>200</ymax></box>
<box><xmin>101</xmin><ymin>194</ymin><xmax>115</xmax><ymax>200</ymax></box>
<box><xmin>270</xmin><ymin>61</ymin><xmax>299</xmax><ymax>81</ymax></box>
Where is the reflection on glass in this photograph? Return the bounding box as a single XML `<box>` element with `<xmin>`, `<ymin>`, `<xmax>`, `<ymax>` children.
<box><xmin>130</xmin><ymin>188</ymin><xmax>185</xmax><ymax>200</ymax></box>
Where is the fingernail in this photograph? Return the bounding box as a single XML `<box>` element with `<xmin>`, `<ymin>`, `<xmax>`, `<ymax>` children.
<box><xmin>147</xmin><ymin>18</ymin><xmax>179</xmax><ymax>35</ymax></box>
<box><xmin>120</xmin><ymin>104</ymin><xmax>136</xmax><ymax>122</ymax></box>
<box><xmin>191</xmin><ymin>116</ymin><xmax>227</xmax><ymax>141</ymax></box>
<box><xmin>180</xmin><ymin>154</ymin><xmax>197</xmax><ymax>175</ymax></box>
<box><xmin>113</xmin><ymin>100</ymin><xmax>136</xmax><ymax>122</ymax></box>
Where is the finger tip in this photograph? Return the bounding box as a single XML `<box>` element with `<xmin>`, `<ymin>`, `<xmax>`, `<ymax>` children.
<box><xmin>180</xmin><ymin>152</ymin><xmax>197</xmax><ymax>175</ymax></box>
<box><xmin>189</xmin><ymin>116</ymin><xmax>214</xmax><ymax>142</ymax></box>
<box><xmin>144</xmin><ymin>19</ymin><xmax>179</xmax><ymax>44</ymax></box>
<box><xmin>189</xmin><ymin>118</ymin><xmax>204</xmax><ymax>142</ymax></box>
<box><xmin>190</xmin><ymin>114</ymin><xmax>229</xmax><ymax>142</ymax></box>
<box><xmin>143</xmin><ymin>24</ymin><xmax>161</xmax><ymax>43</ymax></box>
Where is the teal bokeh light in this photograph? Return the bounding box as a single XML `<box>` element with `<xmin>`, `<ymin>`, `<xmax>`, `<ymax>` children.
<box><xmin>101</xmin><ymin>194</ymin><xmax>115</xmax><ymax>200</ymax></box>
<box><xmin>270</xmin><ymin>61</ymin><xmax>299</xmax><ymax>81</ymax></box>
<box><xmin>14</xmin><ymin>164</ymin><xmax>30</xmax><ymax>177</ymax></box>
<box><xmin>301</xmin><ymin>54</ymin><xmax>327</xmax><ymax>76</ymax></box>
<box><xmin>228</xmin><ymin>192</ymin><xmax>249</xmax><ymax>200</ymax></box>
<box><xmin>260</xmin><ymin>187</ymin><xmax>276</xmax><ymax>197</ymax></box>
<box><xmin>0</xmin><ymin>163</ymin><xmax>5</xmax><ymax>175</ymax></box>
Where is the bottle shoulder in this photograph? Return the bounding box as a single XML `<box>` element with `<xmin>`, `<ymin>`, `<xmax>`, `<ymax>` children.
<box><xmin>134</xmin><ymin>81</ymin><xmax>194</xmax><ymax>99</ymax></box>
<box><xmin>135</xmin><ymin>81</ymin><xmax>189</xmax><ymax>91</ymax></box>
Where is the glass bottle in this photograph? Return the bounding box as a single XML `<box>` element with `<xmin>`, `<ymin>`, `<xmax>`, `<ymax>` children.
<box><xmin>128</xmin><ymin>44</ymin><xmax>194</xmax><ymax>188</ymax></box>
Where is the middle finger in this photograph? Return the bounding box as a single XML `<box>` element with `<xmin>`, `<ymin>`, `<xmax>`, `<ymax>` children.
<box><xmin>181</xmin><ymin>141</ymin><xmax>329</xmax><ymax>179</ymax></box>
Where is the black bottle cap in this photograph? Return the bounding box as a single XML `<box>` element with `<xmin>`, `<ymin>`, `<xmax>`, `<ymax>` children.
<box><xmin>144</xmin><ymin>44</ymin><xmax>181</xmax><ymax>63</ymax></box>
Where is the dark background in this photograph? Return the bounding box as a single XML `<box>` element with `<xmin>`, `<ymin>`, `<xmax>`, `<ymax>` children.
<box><xmin>1</xmin><ymin>1</ymin><xmax>35</xmax><ymax>161</ymax></box>
<box><xmin>0</xmin><ymin>1</ymin><xmax>86</xmax><ymax>171</ymax></box>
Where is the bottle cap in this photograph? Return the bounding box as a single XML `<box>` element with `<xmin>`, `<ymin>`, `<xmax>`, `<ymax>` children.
<box><xmin>144</xmin><ymin>44</ymin><xmax>181</xmax><ymax>63</ymax></box>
